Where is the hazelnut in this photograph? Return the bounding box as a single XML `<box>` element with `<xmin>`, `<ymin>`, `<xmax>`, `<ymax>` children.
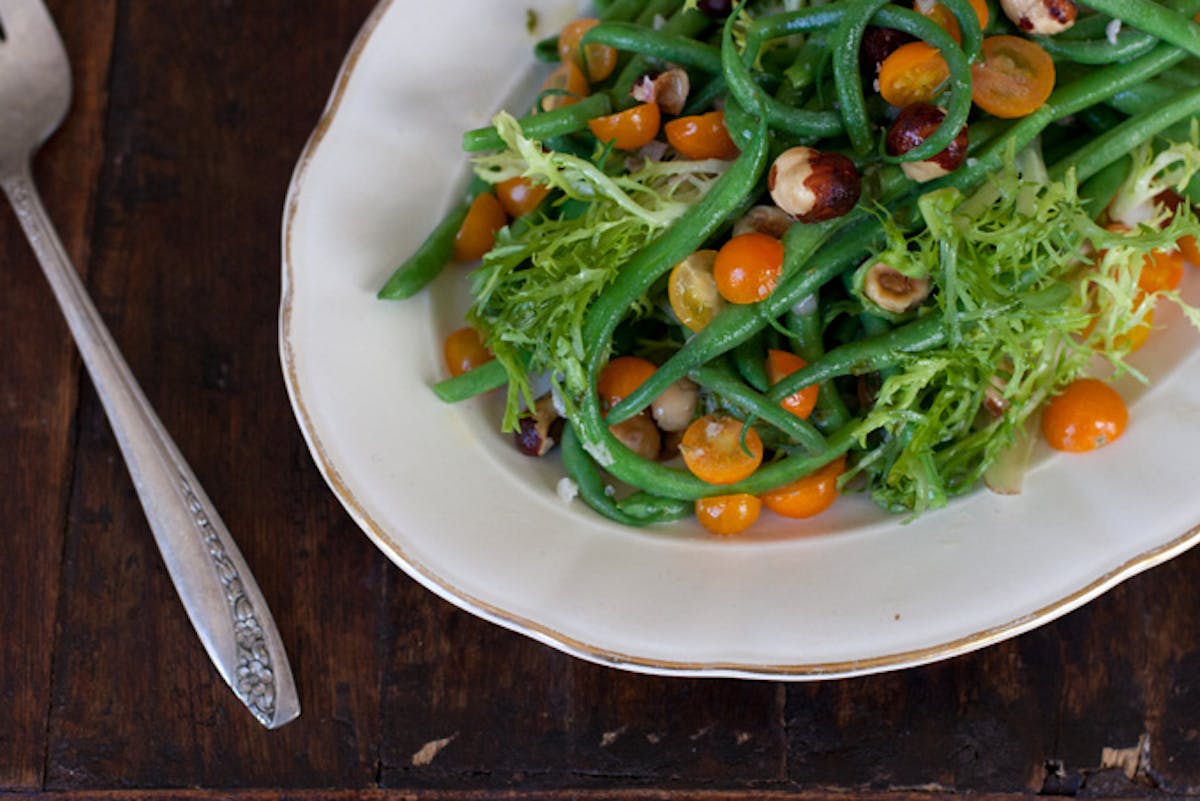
<box><xmin>732</xmin><ymin>205</ymin><xmax>794</xmax><ymax>239</ymax></box>
<box><xmin>768</xmin><ymin>146</ymin><xmax>862</xmax><ymax>223</ymax></box>
<box><xmin>631</xmin><ymin>68</ymin><xmax>690</xmax><ymax>116</ymax></box>
<box><xmin>650</xmin><ymin>378</ymin><xmax>699</xmax><ymax>432</ymax></box>
<box><xmin>608</xmin><ymin>413</ymin><xmax>662</xmax><ymax>461</ymax></box>
<box><xmin>514</xmin><ymin>394</ymin><xmax>563</xmax><ymax>457</ymax></box>
<box><xmin>862</xmin><ymin>262</ymin><xmax>931</xmax><ymax>314</ymax></box>
<box><xmin>886</xmin><ymin>103</ymin><xmax>969</xmax><ymax>183</ymax></box>
<box><xmin>1000</xmin><ymin>0</ymin><xmax>1077</xmax><ymax>34</ymax></box>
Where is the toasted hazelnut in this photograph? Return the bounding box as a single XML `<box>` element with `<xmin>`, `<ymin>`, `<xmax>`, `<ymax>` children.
<box><xmin>732</xmin><ymin>205</ymin><xmax>794</xmax><ymax>239</ymax></box>
<box><xmin>514</xmin><ymin>394</ymin><xmax>563</xmax><ymax>456</ymax></box>
<box><xmin>768</xmin><ymin>146</ymin><xmax>862</xmax><ymax>223</ymax></box>
<box><xmin>631</xmin><ymin>67</ymin><xmax>690</xmax><ymax>116</ymax></box>
<box><xmin>860</xmin><ymin>26</ymin><xmax>917</xmax><ymax>76</ymax></box>
<box><xmin>886</xmin><ymin>103</ymin><xmax>969</xmax><ymax>183</ymax></box>
<box><xmin>608</xmin><ymin>413</ymin><xmax>662</xmax><ymax>461</ymax></box>
<box><xmin>650</xmin><ymin>378</ymin><xmax>699</xmax><ymax>432</ymax></box>
<box><xmin>1000</xmin><ymin>0</ymin><xmax>1076</xmax><ymax>34</ymax></box>
<box><xmin>862</xmin><ymin>262</ymin><xmax>931</xmax><ymax>314</ymax></box>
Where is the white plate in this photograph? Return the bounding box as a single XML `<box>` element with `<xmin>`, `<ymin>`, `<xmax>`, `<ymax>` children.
<box><xmin>281</xmin><ymin>0</ymin><xmax>1200</xmax><ymax>678</ymax></box>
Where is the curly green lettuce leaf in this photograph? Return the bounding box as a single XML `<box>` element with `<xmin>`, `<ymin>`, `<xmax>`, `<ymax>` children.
<box><xmin>467</xmin><ymin>112</ymin><xmax>729</xmax><ymax>431</ymax></box>
<box><xmin>847</xmin><ymin>153</ymin><xmax>1200</xmax><ymax>515</ymax></box>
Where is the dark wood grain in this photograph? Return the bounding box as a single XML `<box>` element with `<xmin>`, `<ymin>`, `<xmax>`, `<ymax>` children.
<box><xmin>1</xmin><ymin>0</ymin><xmax>1199</xmax><ymax>798</ymax></box>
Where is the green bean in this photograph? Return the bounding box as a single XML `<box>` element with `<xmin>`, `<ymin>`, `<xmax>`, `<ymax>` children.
<box><xmin>616</xmin><ymin>491</ymin><xmax>692</xmax><ymax>523</ymax></box>
<box><xmin>582</xmin><ymin>22</ymin><xmax>723</xmax><ymax>74</ymax></box>
<box><xmin>378</xmin><ymin>200</ymin><xmax>471</xmax><ymax>300</ymax></box>
<box><xmin>691</xmin><ymin>360</ymin><xmax>828</xmax><ymax>454</ymax></box>
<box><xmin>729</xmin><ymin>7</ymin><xmax>846</xmax><ymax>139</ymax></box>
<box><xmin>766</xmin><ymin>313</ymin><xmax>947</xmax><ymax>403</ymax></box>
<box><xmin>935</xmin><ymin>0</ymin><xmax>984</xmax><ymax>61</ymax></box>
<box><xmin>732</xmin><ymin>330</ymin><xmax>771</xmax><ymax>392</ymax></box>
<box><xmin>784</xmin><ymin>295</ymin><xmax>852</xmax><ymax>433</ymax></box>
<box><xmin>1048</xmin><ymin>85</ymin><xmax>1200</xmax><ymax>185</ymax></box>
<box><xmin>431</xmin><ymin>359</ymin><xmax>508</xmax><ymax>403</ymax></box>
<box><xmin>461</xmin><ymin>93</ymin><xmax>612</xmax><ymax>152</ymax></box>
<box><xmin>1033</xmin><ymin>28</ymin><xmax>1158</xmax><ymax>64</ymax></box>
<box><xmin>1077</xmin><ymin>156</ymin><xmax>1131</xmax><ymax>217</ymax></box>
<box><xmin>611</xmin><ymin>5</ymin><xmax>709</xmax><ymax>109</ymax></box>
<box><xmin>1081</xmin><ymin>0</ymin><xmax>1200</xmax><ymax>61</ymax></box>
<box><xmin>832</xmin><ymin>0</ymin><xmax>895</xmax><ymax>155</ymax></box>
<box><xmin>560</xmin><ymin>423</ymin><xmax>643</xmax><ymax>526</ymax></box>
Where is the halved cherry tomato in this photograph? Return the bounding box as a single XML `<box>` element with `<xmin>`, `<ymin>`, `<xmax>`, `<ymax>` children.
<box><xmin>877</xmin><ymin>41</ymin><xmax>950</xmax><ymax>107</ymax></box>
<box><xmin>443</xmin><ymin>326</ymin><xmax>493</xmax><ymax>377</ymax></box>
<box><xmin>597</xmin><ymin>355</ymin><xmax>657</xmax><ymax>412</ymax></box>
<box><xmin>453</xmin><ymin>192</ymin><xmax>507</xmax><ymax>261</ymax></box>
<box><xmin>537</xmin><ymin>62</ymin><xmax>589</xmax><ymax>112</ymax></box>
<box><xmin>713</xmin><ymin>233</ymin><xmax>784</xmax><ymax>304</ymax></box>
<box><xmin>680</xmin><ymin>413</ymin><xmax>764</xmax><ymax>485</ymax></box>
<box><xmin>760</xmin><ymin>455</ymin><xmax>846</xmax><ymax>518</ymax></box>
<box><xmin>495</xmin><ymin>177</ymin><xmax>550</xmax><ymax>218</ymax></box>
<box><xmin>664</xmin><ymin>111</ymin><xmax>739</xmax><ymax>160</ymax></box>
<box><xmin>1041</xmin><ymin>378</ymin><xmax>1128</xmax><ymax>453</ymax></box>
<box><xmin>558</xmin><ymin>18</ymin><xmax>618</xmax><ymax>83</ymax></box>
<box><xmin>1180</xmin><ymin>234</ymin><xmax>1200</xmax><ymax>266</ymax></box>
<box><xmin>668</xmin><ymin>249</ymin><xmax>725</xmax><ymax>332</ymax></box>
<box><xmin>695</xmin><ymin>493</ymin><xmax>762</xmax><ymax>535</ymax></box>
<box><xmin>912</xmin><ymin>0</ymin><xmax>988</xmax><ymax>45</ymax></box>
<box><xmin>970</xmin><ymin>35</ymin><xmax>1055</xmax><ymax>119</ymax></box>
<box><xmin>765</xmin><ymin>349</ymin><xmax>819</xmax><ymax>420</ymax></box>
<box><xmin>588</xmin><ymin>102</ymin><xmax>662</xmax><ymax>150</ymax></box>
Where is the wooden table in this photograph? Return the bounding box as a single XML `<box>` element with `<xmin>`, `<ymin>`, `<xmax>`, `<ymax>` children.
<box><xmin>4</xmin><ymin>2</ymin><xmax>1199</xmax><ymax>798</ymax></box>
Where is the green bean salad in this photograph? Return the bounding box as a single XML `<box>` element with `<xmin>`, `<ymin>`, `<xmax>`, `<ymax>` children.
<box><xmin>380</xmin><ymin>0</ymin><xmax>1200</xmax><ymax>535</ymax></box>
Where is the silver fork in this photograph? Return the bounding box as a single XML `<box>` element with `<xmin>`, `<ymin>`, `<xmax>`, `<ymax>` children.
<box><xmin>0</xmin><ymin>0</ymin><xmax>299</xmax><ymax>728</ymax></box>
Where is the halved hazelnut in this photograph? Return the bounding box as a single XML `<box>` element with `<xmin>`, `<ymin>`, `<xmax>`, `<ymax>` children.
<box><xmin>862</xmin><ymin>262</ymin><xmax>931</xmax><ymax>314</ymax></box>
<box><xmin>608</xmin><ymin>413</ymin><xmax>662</xmax><ymax>460</ymax></box>
<box><xmin>1000</xmin><ymin>0</ymin><xmax>1077</xmax><ymax>34</ymax></box>
<box><xmin>886</xmin><ymin>103</ymin><xmax>969</xmax><ymax>183</ymax></box>
<box><xmin>631</xmin><ymin>67</ymin><xmax>690</xmax><ymax>116</ymax></box>
<box><xmin>514</xmin><ymin>394</ymin><xmax>563</xmax><ymax>456</ymax></box>
<box><xmin>732</xmin><ymin>205</ymin><xmax>794</xmax><ymax>239</ymax></box>
<box><xmin>768</xmin><ymin>146</ymin><xmax>862</xmax><ymax>223</ymax></box>
<box><xmin>650</xmin><ymin>378</ymin><xmax>699</xmax><ymax>432</ymax></box>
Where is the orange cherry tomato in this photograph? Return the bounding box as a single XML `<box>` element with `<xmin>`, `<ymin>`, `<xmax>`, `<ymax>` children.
<box><xmin>912</xmin><ymin>0</ymin><xmax>988</xmax><ymax>44</ymax></box>
<box><xmin>588</xmin><ymin>102</ymin><xmax>662</xmax><ymax>150</ymax></box>
<box><xmin>596</xmin><ymin>355</ymin><xmax>657</xmax><ymax>412</ymax></box>
<box><xmin>765</xmin><ymin>349</ymin><xmax>819</xmax><ymax>420</ymax></box>
<box><xmin>760</xmin><ymin>455</ymin><xmax>846</xmax><ymax>519</ymax></box>
<box><xmin>1102</xmin><ymin>223</ymin><xmax>1185</xmax><ymax>295</ymax></box>
<box><xmin>443</xmin><ymin>326</ymin><xmax>493</xmax><ymax>377</ymax></box>
<box><xmin>1041</xmin><ymin>377</ymin><xmax>1128</xmax><ymax>453</ymax></box>
<box><xmin>877</xmin><ymin>42</ymin><xmax>950</xmax><ymax>107</ymax></box>
<box><xmin>1179</xmin><ymin>234</ymin><xmax>1200</xmax><ymax>266</ymax></box>
<box><xmin>970</xmin><ymin>36</ymin><xmax>1055</xmax><ymax>119</ymax></box>
<box><xmin>713</xmin><ymin>233</ymin><xmax>784</xmax><ymax>304</ymax></box>
<box><xmin>537</xmin><ymin>62</ymin><xmax>589</xmax><ymax>112</ymax></box>
<box><xmin>495</xmin><ymin>177</ymin><xmax>550</xmax><ymax>218</ymax></box>
<box><xmin>663</xmin><ymin>111</ymin><xmax>740</xmax><ymax>160</ymax></box>
<box><xmin>453</xmin><ymin>192</ymin><xmax>507</xmax><ymax>261</ymax></box>
<box><xmin>558</xmin><ymin>18</ymin><xmax>618</xmax><ymax>83</ymax></box>
<box><xmin>695</xmin><ymin>493</ymin><xmax>762</xmax><ymax>535</ymax></box>
<box><xmin>680</xmin><ymin>413</ymin><xmax>764</xmax><ymax>485</ymax></box>
<box><xmin>668</xmin><ymin>249</ymin><xmax>725</xmax><ymax>332</ymax></box>
<box><xmin>1139</xmin><ymin>248</ymin><xmax>1185</xmax><ymax>294</ymax></box>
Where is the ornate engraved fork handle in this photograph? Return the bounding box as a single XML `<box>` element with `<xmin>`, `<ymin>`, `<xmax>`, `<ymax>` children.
<box><xmin>1</xmin><ymin>161</ymin><xmax>300</xmax><ymax>729</ymax></box>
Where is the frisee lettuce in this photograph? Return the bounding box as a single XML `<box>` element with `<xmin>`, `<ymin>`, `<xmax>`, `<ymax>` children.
<box><xmin>847</xmin><ymin>150</ymin><xmax>1200</xmax><ymax>515</ymax></box>
<box><xmin>467</xmin><ymin>112</ymin><xmax>729</xmax><ymax>431</ymax></box>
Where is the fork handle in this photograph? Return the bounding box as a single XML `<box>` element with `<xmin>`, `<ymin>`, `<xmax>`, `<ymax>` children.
<box><xmin>1</xmin><ymin>162</ymin><xmax>300</xmax><ymax>729</ymax></box>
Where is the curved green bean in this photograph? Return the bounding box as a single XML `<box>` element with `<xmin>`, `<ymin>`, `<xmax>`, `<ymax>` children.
<box><xmin>581</xmin><ymin>22</ymin><xmax>723</xmax><ymax>74</ymax></box>
<box><xmin>462</xmin><ymin>93</ymin><xmax>612</xmax><ymax>152</ymax></box>
<box><xmin>560</xmin><ymin>423</ymin><xmax>643</xmax><ymax>525</ymax></box>
<box><xmin>832</xmin><ymin>0</ymin><xmax>896</xmax><ymax>155</ymax></box>
<box><xmin>691</xmin><ymin>360</ymin><xmax>828</xmax><ymax>454</ymax></box>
